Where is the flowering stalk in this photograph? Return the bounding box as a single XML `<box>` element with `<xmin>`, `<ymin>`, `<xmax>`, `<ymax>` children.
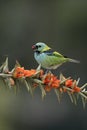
<box><xmin>0</xmin><ymin>58</ymin><xmax>87</xmax><ymax>107</ymax></box>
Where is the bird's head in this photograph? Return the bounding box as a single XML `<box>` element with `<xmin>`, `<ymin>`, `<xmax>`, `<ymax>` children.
<box><xmin>32</xmin><ymin>42</ymin><xmax>51</xmax><ymax>52</ymax></box>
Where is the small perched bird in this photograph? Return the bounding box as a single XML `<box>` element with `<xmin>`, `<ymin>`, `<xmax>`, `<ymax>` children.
<box><xmin>32</xmin><ymin>42</ymin><xmax>79</xmax><ymax>69</ymax></box>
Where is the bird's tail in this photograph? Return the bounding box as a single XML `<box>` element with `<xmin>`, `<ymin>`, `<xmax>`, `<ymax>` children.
<box><xmin>68</xmin><ymin>58</ymin><xmax>80</xmax><ymax>63</ymax></box>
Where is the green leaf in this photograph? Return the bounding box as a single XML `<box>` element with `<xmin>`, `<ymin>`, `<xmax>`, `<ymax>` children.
<box><xmin>2</xmin><ymin>57</ymin><xmax>9</xmax><ymax>73</ymax></box>
<box><xmin>67</xmin><ymin>91</ymin><xmax>74</xmax><ymax>103</ymax></box>
<box><xmin>81</xmin><ymin>97</ymin><xmax>86</xmax><ymax>108</ymax></box>
<box><xmin>39</xmin><ymin>84</ymin><xmax>46</xmax><ymax>100</ymax></box>
<box><xmin>23</xmin><ymin>79</ymin><xmax>33</xmax><ymax>96</ymax></box>
<box><xmin>79</xmin><ymin>92</ymin><xmax>87</xmax><ymax>100</ymax></box>
<box><xmin>54</xmin><ymin>88</ymin><xmax>61</xmax><ymax>103</ymax></box>
<box><xmin>72</xmin><ymin>94</ymin><xmax>77</xmax><ymax>105</ymax></box>
<box><xmin>80</xmin><ymin>83</ymin><xmax>87</xmax><ymax>90</ymax></box>
<box><xmin>36</xmin><ymin>64</ymin><xmax>41</xmax><ymax>71</ymax></box>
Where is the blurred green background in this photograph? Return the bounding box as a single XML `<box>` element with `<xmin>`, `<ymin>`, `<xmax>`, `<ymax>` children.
<box><xmin>0</xmin><ymin>0</ymin><xmax>87</xmax><ymax>130</ymax></box>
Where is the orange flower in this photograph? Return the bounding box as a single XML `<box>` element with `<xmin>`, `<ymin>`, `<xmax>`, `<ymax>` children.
<box><xmin>65</xmin><ymin>79</ymin><xmax>73</xmax><ymax>87</ymax></box>
<box><xmin>73</xmin><ymin>86</ymin><xmax>81</xmax><ymax>92</ymax></box>
<box><xmin>51</xmin><ymin>79</ymin><xmax>60</xmax><ymax>88</ymax></box>
<box><xmin>24</xmin><ymin>69</ymin><xmax>36</xmax><ymax>77</ymax></box>
<box><xmin>65</xmin><ymin>79</ymin><xmax>81</xmax><ymax>93</ymax></box>
<box><xmin>13</xmin><ymin>67</ymin><xmax>25</xmax><ymax>78</ymax></box>
<box><xmin>13</xmin><ymin>67</ymin><xmax>36</xmax><ymax>78</ymax></box>
<box><xmin>43</xmin><ymin>73</ymin><xmax>60</xmax><ymax>91</ymax></box>
<box><xmin>43</xmin><ymin>73</ymin><xmax>51</xmax><ymax>84</ymax></box>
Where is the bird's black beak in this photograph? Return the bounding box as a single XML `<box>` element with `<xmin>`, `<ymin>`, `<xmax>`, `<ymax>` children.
<box><xmin>32</xmin><ymin>45</ymin><xmax>36</xmax><ymax>51</ymax></box>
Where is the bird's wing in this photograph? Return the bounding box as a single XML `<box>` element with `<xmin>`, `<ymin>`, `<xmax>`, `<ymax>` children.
<box><xmin>44</xmin><ymin>49</ymin><xmax>54</xmax><ymax>55</ymax></box>
<box><xmin>52</xmin><ymin>51</ymin><xmax>64</xmax><ymax>57</ymax></box>
<box><xmin>44</xmin><ymin>49</ymin><xmax>64</xmax><ymax>57</ymax></box>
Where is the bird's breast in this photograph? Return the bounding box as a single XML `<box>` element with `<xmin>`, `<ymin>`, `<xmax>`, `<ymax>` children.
<box><xmin>34</xmin><ymin>52</ymin><xmax>46</xmax><ymax>63</ymax></box>
<box><xmin>34</xmin><ymin>52</ymin><xmax>50</xmax><ymax>66</ymax></box>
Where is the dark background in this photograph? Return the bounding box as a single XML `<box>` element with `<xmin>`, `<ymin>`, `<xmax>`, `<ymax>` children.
<box><xmin>0</xmin><ymin>0</ymin><xmax>87</xmax><ymax>130</ymax></box>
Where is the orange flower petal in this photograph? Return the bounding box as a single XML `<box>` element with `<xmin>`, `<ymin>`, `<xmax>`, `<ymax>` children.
<box><xmin>42</xmin><ymin>73</ymin><xmax>60</xmax><ymax>89</ymax></box>
<box><xmin>24</xmin><ymin>69</ymin><xmax>36</xmax><ymax>77</ymax></box>
<box><xmin>73</xmin><ymin>86</ymin><xmax>81</xmax><ymax>92</ymax></box>
<box><xmin>13</xmin><ymin>67</ymin><xmax>24</xmax><ymax>78</ymax></box>
<box><xmin>65</xmin><ymin>79</ymin><xmax>73</xmax><ymax>87</ymax></box>
<box><xmin>51</xmin><ymin>80</ymin><xmax>60</xmax><ymax>88</ymax></box>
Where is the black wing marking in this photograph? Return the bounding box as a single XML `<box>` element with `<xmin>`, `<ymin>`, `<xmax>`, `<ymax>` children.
<box><xmin>43</xmin><ymin>49</ymin><xmax>68</xmax><ymax>58</ymax></box>
<box><xmin>43</xmin><ymin>49</ymin><xmax>54</xmax><ymax>55</ymax></box>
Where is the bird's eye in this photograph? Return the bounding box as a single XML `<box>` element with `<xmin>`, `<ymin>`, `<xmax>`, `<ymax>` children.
<box><xmin>38</xmin><ymin>45</ymin><xmax>41</xmax><ymax>48</ymax></box>
<box><xmin>36</xmin><ymin>45</ymin><xmax>41</xmax><ymax>49</ymax></box>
